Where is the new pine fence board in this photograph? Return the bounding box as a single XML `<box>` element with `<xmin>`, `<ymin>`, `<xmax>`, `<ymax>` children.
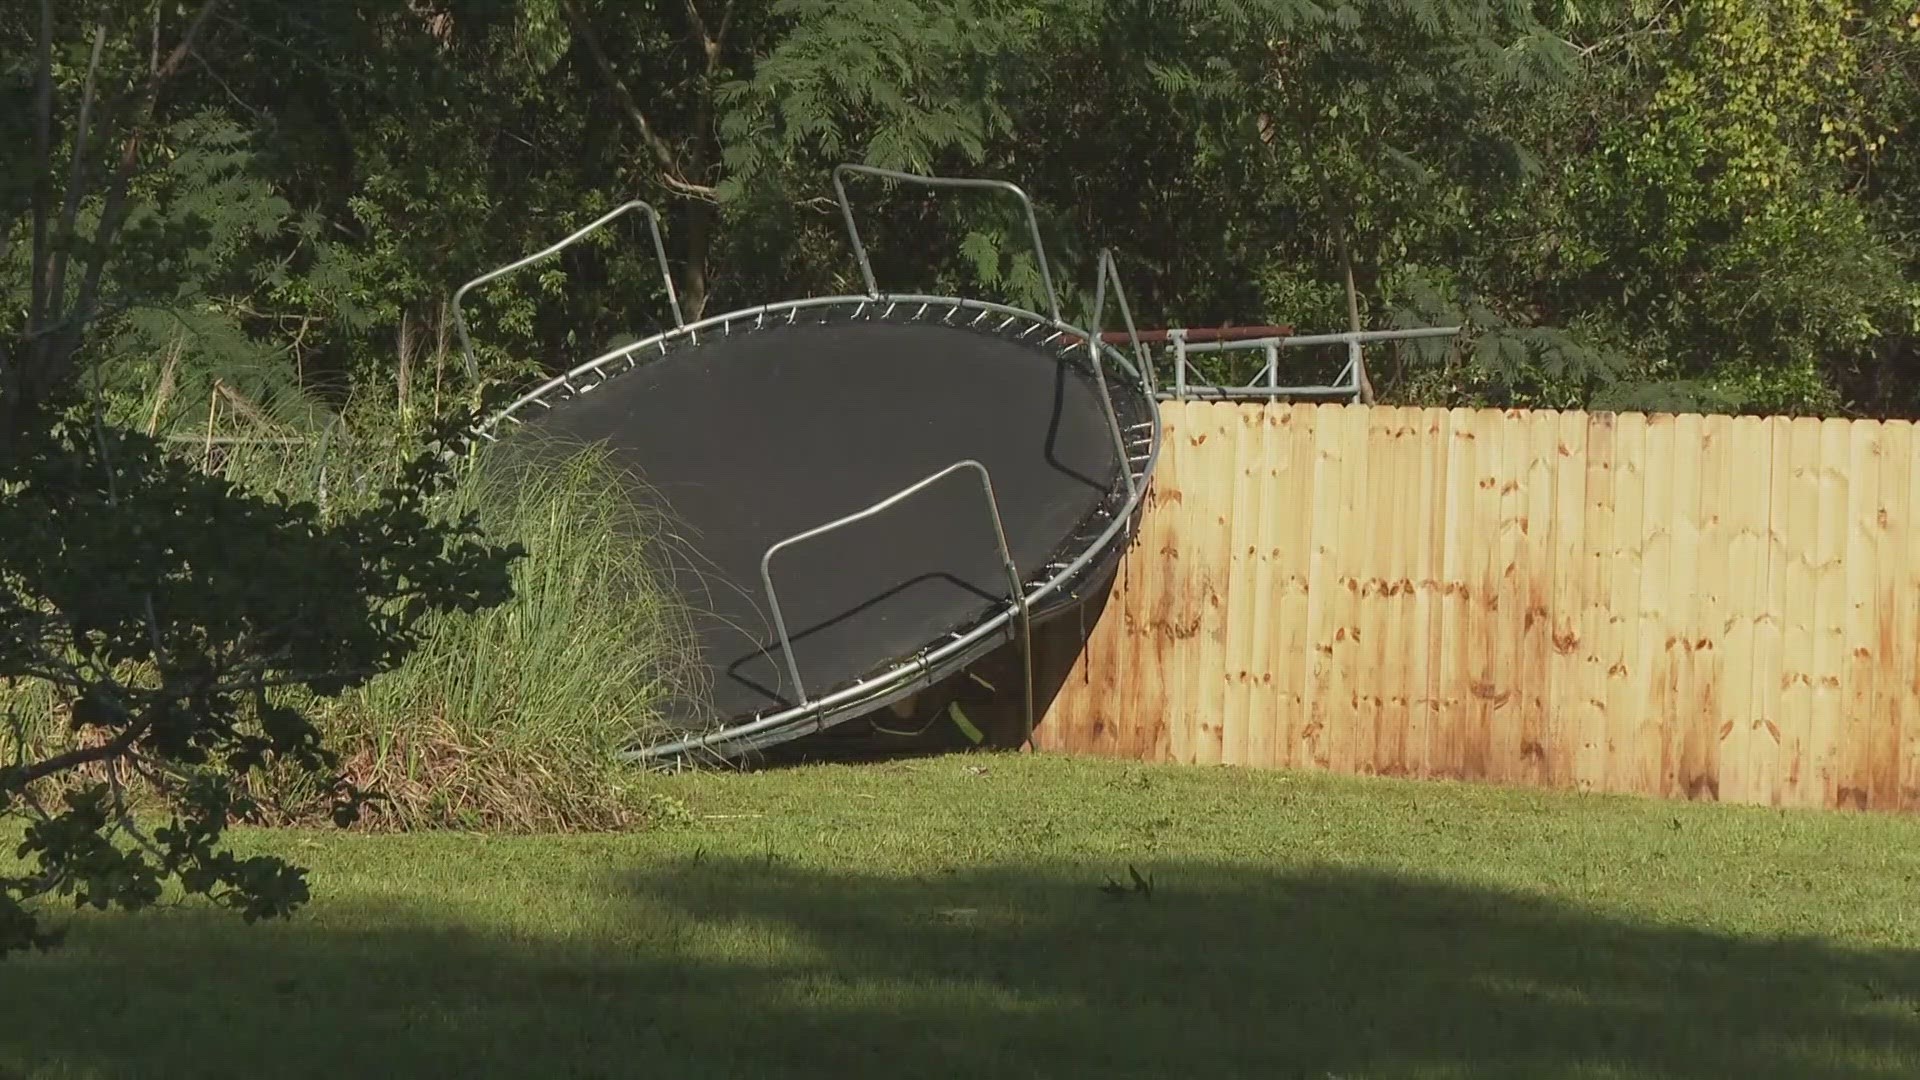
<box><xmin>1749</xmin><ymin>419</ymin><xmax>1792</xmax><ymax>806</ymax></box>
<box><xmin>1811</xmin><ymin>419</ymin><xmax>1854</xmax><ymax>806</ymax></box>
<box><xmin>1903</xmin><ymin>429</ymin><xmax>1920</xmax><ymax>807</ymax></box>
<box><xmin>1633</xmin><ymin>413</ymin><xmax>1676</xmax><ymax>798</ymax></box>
<box><xmin>1603</xmin><ymin>413</ymin><xmax>1648</xmax><ymax>796</ymax></box>
<box><xmin>1218</xmin><ymin>403</ymin><xmax>1263</xmax><ymax>765</ymax></box>
<box><xmin>1779</xmin><ymin>418</ymin><xmax>1824</xmax><ymax>806</ymax></box>
<box><xmin>1274</xmin><ymin>406</ymin><xmax>1319</xmax><ymax>769</ymax></box>
<box><xmin>1433</xmin><ymin>408</ymin><xmax>1479</xmax><ymax>780</ymax></box>
<box><xmin>1518</xmin><ymin>409</ymin><xmax>1562</xmax><ymax>787</ymax></box>
<box><xmin>1365</xmin><ymin>406</ymin><xmax>1412</xmax><ymax>777</ymax></box>
<box><xmin>1681</xmin><ymin>411</ymin><xmax>1728</xmax><ymax>799</ymax></box>
<box><xmin>1716</xmin><ymin>416</ymin><xmax>1770</xmax><ymax>805</ymax></box>
<box><xmin>1300</xmin><ymin>406</ymin><xmax>1346</xmax><ymax>771</ymax></box>
<box><xmin>1410</xmin><ymin>407</ymin><xmax>1450</xmax><ymax>779</ymax></box>
<box><xmin>1241</xmin><ymin>406</ymin><xmax>1284</xmax><ymax>768</ymax></box>
<box><xmin>1840</xmin><ymin>420</ymin><xmax>1884</xmax><ymax>809</ymax></box>
<box><xmin>1467</xmin><ymin>408</ymin><xmax>1508</xmax><ymax>781</ymax></box>
<box><xmin>1332</xmin><ymin>405</ymin><xmax>1377</xmax><ymax>776</ymax></box>
<box><xmin>1574</xmin><ymin>412</ymin><xmax>1617</xmax><ymax>794</ymax></box>
<box><xmin>1546</xmin><ymin>410</ymin><xmax>1588</xmax><ymax>791</ymax></box>
<box><xmin>1191</xmin><ymin>403</ymin><xmax>1237</xmax><ymax>765</ymax></box>
<box><xmin>1869</xmin><ymin>421</ymin><xmax>1913</xmax><ymax>809</ymax></box>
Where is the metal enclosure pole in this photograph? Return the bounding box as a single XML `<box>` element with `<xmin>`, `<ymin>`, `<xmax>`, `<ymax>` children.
<box><xmin>832</xmin><ymin>163</ymin><xmax>1062</xmax><ymax>324</ymax></box>
<box><xmin>452</xmin><ymin>200</ymin><xmax>681</xmax><ymax>381</ymax></box>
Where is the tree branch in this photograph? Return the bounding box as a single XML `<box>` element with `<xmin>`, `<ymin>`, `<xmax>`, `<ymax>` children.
<box><xmin>28</xmin><ymin>0</ymin><xmax>55</xmax><ymax>341</ymax></box>
<box><xmin>682</xmin><ymin>0</ymin><xmax>709</xmax><ymax>46</ymax></box>
<box><xmin>45</xmin><ymin>27</ymin><xmax>108</xmax><ymax>334</ymax></box>
<box><xmin>560</xmin><ymin>0</ymin><xmax>717</xmax><ymax>201</ymax></box>
<box><xmin>7</xmin><ymin>725</ymin><xmax>142</xmax><ymax>788</ymax></box>
<box><xmin>41</xmin><ymin>0</ymin><xmax>225</xmax><ymax>398</ymax></box>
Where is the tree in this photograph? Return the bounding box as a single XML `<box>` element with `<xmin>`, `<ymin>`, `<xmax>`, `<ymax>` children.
<box><xmin>1</xmin><ymin>0</ymin><xmax>521</xmax><ymax>957</ymax></box>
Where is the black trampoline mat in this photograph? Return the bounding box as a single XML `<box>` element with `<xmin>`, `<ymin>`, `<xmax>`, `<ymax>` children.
<box><xmin>508</xmin><ymin>317</ymin><xmax>1140</xmax><ymax>726</ymax></box>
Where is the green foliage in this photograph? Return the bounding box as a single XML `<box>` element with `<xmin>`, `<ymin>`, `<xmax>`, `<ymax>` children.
<box><xmin>1513</xmin><ymin>0</ymin><xmax>1919</xmax><ymax>411</ymax></box>
<box><xmin>11</xmin><ymin>0</ymin><xmax>1920</xmax><ymax>419</ymax></box>
<box><xmin>0</xmin><ymin>403</ymin><xmax>521</xmax><ymax>955</ymax></box>
<box><xmin>716</xmin><ymin>0</ymin><xmax>1042</xmax><ymax>186</ymax></box>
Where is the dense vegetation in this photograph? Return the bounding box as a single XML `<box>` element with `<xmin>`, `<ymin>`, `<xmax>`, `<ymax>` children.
<box><xmin>3</xmin><ymin>0</ymin><xmax>1918</xmax><ymax>950</ymax></box>
<box><xmin>8</xmin><ymin>0</ymin><xmax>1918</xmax><ymax>429</ymax></box>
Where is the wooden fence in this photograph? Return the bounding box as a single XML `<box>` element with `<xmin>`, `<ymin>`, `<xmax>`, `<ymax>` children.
<box><xmin>1035</xmin><ymin>402</ymin><xmax>1920</xmax><ymax>811</ymax></box>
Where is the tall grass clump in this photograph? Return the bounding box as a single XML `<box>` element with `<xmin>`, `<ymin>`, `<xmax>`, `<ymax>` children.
<box><xmin>286</xmin><ymin>436</ymin><xmax>704</xmax><ymax>832</ymax></box>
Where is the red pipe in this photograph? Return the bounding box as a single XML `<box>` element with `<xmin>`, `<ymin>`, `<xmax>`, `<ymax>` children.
<box><xmin>1060</xmin><ymin>324</ymin><xmax>1296</xmax><ymax>347</ymax></box>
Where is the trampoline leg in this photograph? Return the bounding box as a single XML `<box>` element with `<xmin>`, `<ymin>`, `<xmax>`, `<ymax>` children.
<box><xmin>1017</xmin><ymin>596</ymin><xmax>1035</xmax><ymax>749</ymax></box>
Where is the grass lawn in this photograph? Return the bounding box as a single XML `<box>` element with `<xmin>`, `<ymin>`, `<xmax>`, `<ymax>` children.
<box><xmin>5</xmin><ymin>753</ymin><xmax>1920</xmax><ymax>1079</ymax></box>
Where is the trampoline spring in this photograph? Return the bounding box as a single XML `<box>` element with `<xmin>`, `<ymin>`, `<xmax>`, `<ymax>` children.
<box><xmin>969</xmin><ymin>310</ymin><xmax>989</xmax><ymax>327</ymax></box>
<box><xmin>853</xmin><ymin>302</ymin><xmax>867</xmax><ymax>319</ymax></box>
<box><xmin>995</xmin><ymin>316</ymin><xmax>1017</xmax><ymax>332</ymax></box>
<box><xmin>914</xmin><ymin>302</ymin><xmax>931</xmax><ymax>320</ymax></box>
<box><xmin>1127</xmin><ymin>421</ymin><xmax>1155</xmax><ymax>431</ymax></box>
<box><xmin>1040</xmin><ymin>331</ymin><xmax>1064</xmax><ymax>347</ymax></box>
<box><xmin>882</xmin><ymin>303</ymin><xmax>898</xmax><ymax>320</ymax></box>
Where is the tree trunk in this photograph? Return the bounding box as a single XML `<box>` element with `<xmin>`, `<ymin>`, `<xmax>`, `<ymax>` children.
<box><xmin>682</xmin><ymin>203</ymin><xmax>711</xmax><ymax>322</ymax></box>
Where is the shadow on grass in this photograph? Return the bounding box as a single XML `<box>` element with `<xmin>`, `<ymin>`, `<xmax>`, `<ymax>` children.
<box><xmin>6</xmin><ymin>858</ymin><xmax>1918</xmax><ymax>1079</ymax></box>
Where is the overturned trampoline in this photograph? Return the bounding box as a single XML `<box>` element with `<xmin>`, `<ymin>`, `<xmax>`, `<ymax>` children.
<box><xmin>456</xmin><ymin>166</ymin><xmax>1161</xmax><ymax>765</ymax></box>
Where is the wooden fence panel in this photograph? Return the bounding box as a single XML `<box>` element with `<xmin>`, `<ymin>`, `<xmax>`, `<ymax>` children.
<box><xmin>1041</xmin><ymin>402</ymin><xmax>1920</xmax><ymax>812</ymax></box>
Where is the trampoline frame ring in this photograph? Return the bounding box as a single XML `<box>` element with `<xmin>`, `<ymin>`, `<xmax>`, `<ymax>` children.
<box><xmin>467</xmin><ymin>293</ymin><xmax>1163</xmax><ymax>764</ymax></box>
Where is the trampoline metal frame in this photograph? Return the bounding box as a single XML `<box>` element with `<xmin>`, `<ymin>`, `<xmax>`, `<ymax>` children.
<box><xmin>466</xmin><ymin>291</ymin><xmax>1158</xmax><ymax>764</ymax></box>
<box><xmin>759</xmin><ymin>458</ymin><xmax>1035</xmax><ymax>746</ymax></box>
<box><xmin>833</xmin><ymin>163</ymin><xmax>1064</xmax><ymax>325</ymax></box>
<box><xmin>456</xmin><ymin>167</ymin><xmax>1161</xmax><ymax>764</ymax></box>
<box><xmin>451</xmin><ymin>199</ymin><xmax>683</xmax><ymax>382</ymax></box>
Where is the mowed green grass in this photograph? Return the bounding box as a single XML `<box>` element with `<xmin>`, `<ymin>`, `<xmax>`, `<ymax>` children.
<box><xmin>6</xmin><ymin>753</ymin><xmax>1920</xmax><ymax>1079</ymax></box>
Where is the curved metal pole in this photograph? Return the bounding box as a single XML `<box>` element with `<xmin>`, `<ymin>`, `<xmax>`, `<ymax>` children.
<box><xmin>1095</xmin><ymin>248</ymin><xmax>1154</xmax><ymax>397</ymax></box>
<box><xmin>758</xmin><ymin>459</ymin><xmax>1034</xmax><ymax>737</ymax></box>
<box><xmin>832</xmin><ymin>163</ymin><xmax>1062</xmax><ymax>324</ymax></box>
<box><xmin>451</xmin><ymin>200</ymin><xmax>682</xmax><ymax>381</ymax></box>
<box><xmin>1088</xmin><ymin>248</ymin><xmax>1144</xmax><ymax>501</ymax></box>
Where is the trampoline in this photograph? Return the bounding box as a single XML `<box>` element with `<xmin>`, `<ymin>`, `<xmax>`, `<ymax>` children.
<box><xmin>455</xmin><ymin>166</ymin><xmax>1161</xmax><ymax>763</ymax></box>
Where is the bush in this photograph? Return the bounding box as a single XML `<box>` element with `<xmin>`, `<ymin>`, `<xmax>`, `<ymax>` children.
<box><xmin>300</xmin><ymin>438</ymin><xmax>702</xmax><ymax>832</ymax></box>
<box><xmin>0</xmin><ymin>406</ymin><xmax>521</xmax><ymax>956</ymax></box>
<box><xmin>4</xmin><ymin>415</ymin><xmax>704</xmax><ymax>837</ymax></box>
